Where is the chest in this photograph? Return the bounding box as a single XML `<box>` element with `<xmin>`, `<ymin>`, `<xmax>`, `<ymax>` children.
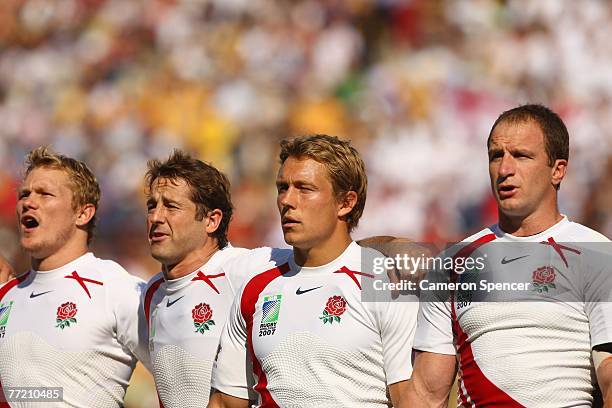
<box><xmin>248</xmin><ymin>276</ymin><xmax>380</xmax><ymax>359</ymax></box>
<box><xmin>148</xmin><ymin>276</ymin><xmax>234</xmax><ymax>357</ymax></box>
<box><xmin>0</xmin><ymin>277</ymin><xmax>111</xmax><ymax>349</ymax></box>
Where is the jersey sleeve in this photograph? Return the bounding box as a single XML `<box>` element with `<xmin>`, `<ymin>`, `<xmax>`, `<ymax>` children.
<box><xmin>412</xmin><ymin>299</ymin><xmax>455</xmax><ymax>355</ymax></box>
<box><xmin>412</xmin><ymin>246</ymin><xmax>458</xmax><ymax>356</ymax></box>
<box><xmin>375</xmin><ymin>293</ymin><xmax>420</xmax><ymax>385</ymax></box>
<box><xmin>210</xmin><ymin>290</ymin><xmax>255</xmax><ymax>400</ymax></box>
<box><xmin>113</xmin><ymin>273</ymin><xmax>152</xmax><ymax>372</ymax></box>
<box><xmin>223</xmin><ymin>247</ymin><xmax>291</xmax><ymax>296</ymax></box>
<box><xmin>583</xmin><ymin>243</ymin><xmax>612</xmax><ymax>348</ymax></box>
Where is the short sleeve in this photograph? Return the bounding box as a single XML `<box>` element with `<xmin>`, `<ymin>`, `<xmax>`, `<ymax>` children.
<box><xmin>222</xmin><ymin>247</ymin><xmax>291</xmax><ymax>297</ymax></box>
<box><xmin>412</xmin><ymin>299</ymin><xmax>455</xmax><ymax>355</ymax></box>
<box><xmin>583</xmin><ymin>243</ymin><xmax>612</xmax><ymax>348</ymax></box>
<box><xmin>210</xmin><ymin>291</ymin><xmax>255</xmax><ymax>400</ymax></box>
<box><xmin>114</xmin><ymin>275</ymin><xmax>152</xmax><ymax>372</ymax></box>
<box><xmin>376</xmin><ymin>295</ymin><xmax>419</xmax><ymax>385</ymax></box>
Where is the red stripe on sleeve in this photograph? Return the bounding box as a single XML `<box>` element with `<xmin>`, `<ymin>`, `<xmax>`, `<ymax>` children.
<box><xmin>450</xmin><ymin>234</ymin><xmax>523</xmax><ymax>406</ymax></box>
<box><xmin>0</xmin><ymin>272</ymin><xmax>30</xmax><ymax>407</ymax></box>
<box><xmin>240</xmin><ymin>263</ymin><xmax>289</xmax><ymax>408</ymax></box>
<box><xmin>0</xmin><ymin>272</ymin><xmax>30</xmax><ymax>302</ymax></box>
<box><xmin>143</xmin><ymin>277</ymin><xmax>165</xmax><ymax>407</ymax></box>
<box><xmin>0</xmin><ymin>379</ymin><xmax>8</xmax><ymax>408</ymax></box>
<box><xmin>144</xmin><ymin>277</ymin><xmax>164</xmax><ymax>326</ymax></box>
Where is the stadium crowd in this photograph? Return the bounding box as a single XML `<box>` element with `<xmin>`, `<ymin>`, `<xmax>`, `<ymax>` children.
<box><xmin>1</xmin><ymin>0</ymin><xmax>612</xmax><ymax>273</ymax></box>
<box><xmin>1</xmin><ymin>1</ymin><xmax>612</xmax><ymax>405</ymax></box>
<box><xmin>1</xmin><ymin>0</ymin><xmax>612</xmax><ymax>406</ymax></box>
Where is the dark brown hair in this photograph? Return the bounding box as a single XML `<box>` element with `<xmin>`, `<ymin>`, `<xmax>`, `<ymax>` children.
<box><xmin>487</xmin><ymin>104</ymin><xmax>569</xmax><ymax>166</ymax></box>
<box><xmin>145</xmin><ymin>150</ymin><xmax>233</xmax><ymax>248</ymax></box>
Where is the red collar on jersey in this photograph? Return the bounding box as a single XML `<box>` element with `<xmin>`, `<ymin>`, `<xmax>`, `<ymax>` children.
<box><xmin>333</xmin><ymin>266</ymin><xmax>374</xmax><ymax>290</ymax></box>
<box><xmin>64</xmin><ymin>271</ymin><xmax>104</xmax><ymax>299</ymax></box>
<box><xmin>540</xmin><ymin>237</ymin><xmax>581</xmax><ymax>267</ymax></box>
<box><xmin>191</xmin><ymin>271</ymin><xmax>225</xmax><ymax>294</ymax></box>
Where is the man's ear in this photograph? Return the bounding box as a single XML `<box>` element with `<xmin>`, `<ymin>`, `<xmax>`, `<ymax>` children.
<box><xmin>205</xmin><ymin>209</ymin><xmax>223</xmax><ymax>234</ymax></box>
<box><xmin>75</xmin><ymin>204</ymin><xmax>96</xmax><ymax>227</ymax></box>
<box><xmin>338</xmin><ymin>191</ymin><xmax>358</xmax><ymax>218</ymax></box>
<box><xmin>551</xmin><ymin>159</ymin><xmax>567</xmax><ymax>188</ymax></box>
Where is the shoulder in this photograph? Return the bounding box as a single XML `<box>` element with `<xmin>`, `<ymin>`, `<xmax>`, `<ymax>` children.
<box><xmin>354</xmin><ymin>244</ymin><xmax>386</xmax><ymax>270</ymax></box>
<box><xmin>563</xmin><ymin>221</ymin><xmax>611</xmax><ymax>242</ymax></box>
<box><xmin>231</xmin><ymin>247</ymin><xmax>292</xmax><ymax>301</ymax></box>
<box><xmin>222</xmin><ymin>246</ymin><xmax>292</xmax><ymax>283</ymax></box>
<box><xmin>143</xmin><ymin>272</ymin><xmax>164</xmax><ymax>296</ymax></box>
<box><xmin>0</xmin><ymin>271</ymin><xmax>31</xmax><ymax>298</ymax></box>
<box><xmin>223</xmin><ymin>245</ymin><xmax>251</xmax><ymax>259</ymax></box>
<box><xmin>461</xmin><ymin>226</ymin><xmax>497</xmax><ymax>243</ymax></box>
<box><xmin>89</xmin><ymin>256</ymin><xmax>146</xmax><ymax>295</ymax></box>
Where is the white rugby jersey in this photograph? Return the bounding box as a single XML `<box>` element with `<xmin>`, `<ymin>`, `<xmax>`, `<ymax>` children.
<box><xmin>0</xmin><ymin>253</ymin><xmax>148</xmax><ymax>408</ymax></box>
<box><xmin>414</xmin><ymin>216</ymin><xmax>612</xmax><ymax>407</ymax></box>
<box><xmin>211</xmin><ymin>242</ymin><xmax>419</xmax><ymax>407</ymax></box>
<box><xmin>143</xmin><ymin>245</ymin><xmax>290</xmax><ymax>408</ymax></box>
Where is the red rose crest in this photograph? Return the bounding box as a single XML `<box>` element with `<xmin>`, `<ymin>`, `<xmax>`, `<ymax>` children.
<box><xmin>531</xmin><ymin>266</ymin><xmax>556</xmax><ymax>293</ymax></box>
<box><xmin>56</xmin><ymin>302</ymin><xmax>77</xmax><ymax>329</ymax></box>
<box><xmin>320</xmin><ymin>295</ymin><xmax>347</xmax><ymax>324</ymax></box>
<box><xmin>192</xmin><ymin>303</ymin><xmax>215</xmax><ymax>333</ymax></box>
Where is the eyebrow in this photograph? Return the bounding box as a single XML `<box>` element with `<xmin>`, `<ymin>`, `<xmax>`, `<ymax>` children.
<box><xmin>146</xmin><ymin>196</ymin><xmax>182</xmax><ymax>205</ymax></box>
<box><xmin>18</xmin><ymin>182</ymin><xmax>56</xmax><ymax>194</ymax></box>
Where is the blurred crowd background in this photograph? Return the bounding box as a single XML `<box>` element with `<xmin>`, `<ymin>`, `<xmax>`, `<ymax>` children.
<box><xmin>1</xmin><ymin>0</ymin><xmax>612</xmax><ymax>405</ymax></box>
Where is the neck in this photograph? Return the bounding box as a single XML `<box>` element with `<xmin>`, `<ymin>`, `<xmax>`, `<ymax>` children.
<box><xmin>32</xmin><ymin>240</ymin><xmax>89</xmax><ymax>271</ymax></box>
<box><xmin>163</xmin><ymin>242</ymin><xmax>220</xmax><ymax>280</ymax></box>
<box><xmin>498</xmin><ymin>206</ymin><xmax>563</xmax><ymax>237</ymax></box>
<box><xmin>293</xmin><ymin>232</ymin><xmax>352</xmax><ymax>267</ymax></box>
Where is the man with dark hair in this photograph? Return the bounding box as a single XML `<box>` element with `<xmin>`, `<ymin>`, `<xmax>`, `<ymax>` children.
<box><xmin>406</xmin><ymin>104</ymin><xmax>612</xmax><ymax>406</ymax></box>
<box><xmin>0</xmin><ymin>147</ymin><xmax>149</xmax><ymax>407</ymax></box>
<box><xmin>142</xmin><ymin>150</ymin><xmax>250</xmax><ymax>407</ymax></box>
<box><xmin>209</xmin><ymin>135</ymin><xmax>418</xmax><ymax>408</ymax></box>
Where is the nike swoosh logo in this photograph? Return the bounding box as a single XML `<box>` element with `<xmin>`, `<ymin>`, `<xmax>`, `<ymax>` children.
<box><xmin>30</xmin><ymin>290</ymin><xmax>53</xmax><ymax>298</ymax></box>
<box><xmin>166</xmin><ymin>296</ymin><xmax>184</xmax><ymax>307</ymax></box>
<box><xmin>501</xmin><ymin>255</ymin><xmax>529</xmax><ymax>264</ymax></box>
<box><xmin>296</xmin><ymin>286</ymin><xmax>323</xmax><ymax>295</ymax></box>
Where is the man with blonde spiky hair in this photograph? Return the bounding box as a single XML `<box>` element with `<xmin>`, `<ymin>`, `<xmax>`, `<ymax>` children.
<box><xmin>209</xmin><ymin>135</ymin><xmax>418</xmax><ymax>408</ymax></box>
<box><xmin>0</xmin><ymin>146</ymin><xmax>149</xmax><ymax>407</ymax></box>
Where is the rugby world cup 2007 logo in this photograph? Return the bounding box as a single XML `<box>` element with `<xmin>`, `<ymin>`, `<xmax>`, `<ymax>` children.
<box><xmin>0</xmin><ymin>301</ymin><xmax>14</xmax><ymax>338</ymax></box>
<box><xmin>259</xmin><ymin>294</ymin><xmax>282</xmax><ymax>337</ymax></box>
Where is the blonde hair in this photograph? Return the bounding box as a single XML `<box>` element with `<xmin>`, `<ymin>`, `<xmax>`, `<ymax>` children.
<box><xmin>24</xmin><ymin>146</ymin><xmax>101</xmax><ymax>245</ymax></box>
<box><xmin>279</xmin><ymin>134</ymin><xmax>367</xmax><ymax>232</ymax></box>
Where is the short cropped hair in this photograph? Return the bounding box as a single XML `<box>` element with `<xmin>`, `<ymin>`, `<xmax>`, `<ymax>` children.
<box><xmin>145</xmin><ymin>150</ymin><xmax>233</xmax><ymax>249</ymax></box>
<box><xmin>487</xmin><ymin>104</ymin><xmax>570</xmax><ymax>166</ymax></box>
<box><xmin>24</xmin><ymin>146</ymin><xmax>101</xmax><ymax>245</ymax></box>
<box><xmin>279</xmin><ymin>134</ymin><xmax>367</xmax><ymax>232</ymax></box>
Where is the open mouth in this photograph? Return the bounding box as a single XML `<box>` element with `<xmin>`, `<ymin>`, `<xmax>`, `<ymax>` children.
<box><xmin>21</xmin><ymin>215</ymin><xmax>39</xmax><ymax>230</ymax></box>
<box><xmin>498</xmin><ymin>185</ymin><xmax>517</xmax><ymax>198</ymax></box>
<box><xmin>149</xmin><ymin>230</ymin><xmax>168</xmax><ymax>242</ymax></box>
